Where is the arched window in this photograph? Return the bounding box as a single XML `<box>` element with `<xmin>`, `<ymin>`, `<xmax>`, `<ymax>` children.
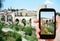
<box><xmin>7</xmin><ymin>15</ymin><xmax>12</xmax><ymax>22</ymax></box>
<box><xmin>20</xmin><ymin>12</ymin><xmax>22</xmax><ymax>16</ymax></box>
<box><xmin>25</xmin><ymin>13</ymin><xmax>28</xmax><ymax>16</ymax></box>
<box><xmin>49</xmin><ymin>19</ymin><xmax>51</xmax><ymax>22</ymax></box>
<box><xmin>46</xmin><ymin>20</ymin><xmax>48</xmax><ymax>24</ymax></box>
<box><xmin>15</xmin><ymin>19</ymin><xmax>19</xmax><ymax>23</ymax></box>
<box><xmin>1</xmin><ymin>15</ymin><xmax>5</xmax><ymax>21</ymax></box>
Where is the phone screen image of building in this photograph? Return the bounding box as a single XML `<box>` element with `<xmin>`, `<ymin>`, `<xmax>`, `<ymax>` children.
<box><xmin>40</xmin><ymin>12</ymin><xmax>54</xmax><ymax>35</ymax></box>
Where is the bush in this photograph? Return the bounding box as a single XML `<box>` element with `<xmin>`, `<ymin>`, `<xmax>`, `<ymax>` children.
<box><xmin>46</xmin><ymin>27</ymin><xmax>54</xmax><ymax>33</ymax></box>
<box><xmin>7</xmin><ymin>31</ymin><xmax>14</xmax><ymax>37</ymax></box>
<box><xmin>0</xmin><ymin>37</ymin><xmax>5</xmax><ymax>41</ymax></box>
<box><xmin>56</xmin><ymin>12</ymin><xmax>60</xmax><ymax>16</ymax></box>
<box><xmin>7</xmin><ymin>31</ymin><xmax>22</xmax><ymax>41</ymax></box>
<box><xmin>15</xmin><ymin>33</ymin><xmax>22</xmax><ymax>41</ymax></box>
<box><xmin>25</xmin><ymin>35</ymin><xmax>38</xmax><ymax>41</ymax></box>
<box><xmin>14</xmin><ymin>24</ymin><xmax>23</xmax><ymax>31</ymax></box>
<box><xmin>8</xmin><ymin>23</ymin><xmax>23</xmax><ymax>31</ymax></box>
<box><xmin>23</xmin><ymin>26</ymin><xmax>32</xmax><ymax>36</ymax></box>
<box><xmin>49</xmin><ymin>22</ymin><xmax>54</xmax><ymax>26</ymax></box>
<box><xmin>15</xmin><ymin>24</ymin><xmax>23</xmax><ymax>31</ymax></box>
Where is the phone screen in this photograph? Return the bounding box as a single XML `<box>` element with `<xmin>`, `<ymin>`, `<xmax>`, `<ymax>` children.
<box><xmin>40</xmin><ymin>12</ymin><xmax>55</xmax><ymax>35</ymax></box>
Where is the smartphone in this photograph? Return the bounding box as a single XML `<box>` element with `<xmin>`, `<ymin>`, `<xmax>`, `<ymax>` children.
<box><xmin>39</xmin><ymin>8</ymin><xmax>56</xmax><ymax>39</ymax></box>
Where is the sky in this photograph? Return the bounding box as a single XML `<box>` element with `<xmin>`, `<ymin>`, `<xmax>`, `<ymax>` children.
<box><xmin>41</xmin><ymin>12</ymin><xmax>54</xmax><ymax>19</ymax></box>
<box><xmin>2</xmin><ymin>0</ymin><xmax>60</xmax><ymax>12</ymax></box>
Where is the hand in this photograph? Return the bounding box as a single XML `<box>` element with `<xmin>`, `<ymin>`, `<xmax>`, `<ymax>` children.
<box><xmin>34</xmin><ymin>15</ymin><xmax>60</xmax><ymax>41</ymax></box>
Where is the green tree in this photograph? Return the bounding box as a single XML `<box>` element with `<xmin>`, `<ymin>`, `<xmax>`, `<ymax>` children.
<box><xmin>16</xmin><ymin>35</ymin><xmax>22</xmax><ymax>41</ymax></box>
<box><xmin>0</xmin><ymin>0</ymin><xmax>4</xmax><ymax>9</ymax></box>
<box><xmin>15</xmin><ymin>33</ymin><xmax>22</xmax><ymax>41</ymax></box>
<box><xmin>7</xmin><ymin>31</ymin><xmax>22</xmax><ymax>41</ymax></box>
<box><xmin>0</xmin><ymin>0</ymin><xmax>2</xmax><ymax>9</ymax></box>
<box><xmin>56</xmin><ymin>12</ymin><xmax>60</xmax><ymax>16</ymax></box>
<box><xmin>0</xmin><ymin>37</ymin><xmax>5</xmax><ymax>41</ymax></box>
<box><xmin>0</xmin><ymin>21</ymin><xmax>6</xmax><ymax>41</ymax></box>
<box><xmin>46</xmin><ymin>20</ymin><xmax>48</xmax><ymax>24</ymax></box>
<box><xmin>0</xmin><ymin>21</ymin><xmax>5</xmax><ymax>33</ymax></box>
<box><xmin>23</xmin><ymin>26</ymin><xmax>32</xmax><ymax>36</ymax></box>
<box><xmin>11</xmin><ymin>9</ymin><xmax>16</xmax><ymax>12</ymax></box>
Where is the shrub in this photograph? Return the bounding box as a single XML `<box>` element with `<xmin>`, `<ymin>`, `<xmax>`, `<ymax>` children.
<box><xmin>15</xmin><ymin>33</ymin><xmax>22</xmax><ymax>41</ymax></box>
<box><xmin>14</xmin><ymin>23</ymin><xmax>23</xmax><ymax>31</ymax></box>
<box><xmin>25</xmin><ymin>35</ymin><xmax>38</xmax><ymax>41</ymax></box>
<box><xmin>7</xmin><ymin>31</ymin><xmax>22</xmax><ymax>41</ymax></box>
<box><xmin>0</xmin><ymin>37</ymin><xmax>5</xmax><ymax>41</ymax></box>
<box><xmin>23</xmin><ymin>26</ymin><xmax>32</xmax><ymax>36</ymax></box>
<box><xmin>7</xmin><ymin>31</ymin><xmax>14</xmax><ymax>37</ymax></box>
<box><xmin>46</xmin><ymin>27</ymin><xmax>54</xmax><ymax>33</ymax></box>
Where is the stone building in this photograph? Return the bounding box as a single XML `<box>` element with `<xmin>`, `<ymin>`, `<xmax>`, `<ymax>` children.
<box><xmin>0</xmin><ymin>9</ymin><xmax>37</xmax><ymax>27</ymax></box>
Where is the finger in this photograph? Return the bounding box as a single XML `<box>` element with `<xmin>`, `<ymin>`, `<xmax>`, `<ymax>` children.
<box><xmin>34</xmin><ymin>19</ymin><xmax>39</xmax><ymax>23</ymax></box>
<box><xmin>36</xmin><ymin>23</ymin><xmax>40</xmax><ymax>33</ymax></box>
<box><xmin>46</xmin><ymin>39</ymin><xmax>54</xmax><ymax>41</ymax></box>
<box><xmin>56</xmin><ymin>15</ymin><xmax>60</xmax><ymax>23</ymax></box>
<box><xmin>36</xmin><ymin>32</ymin><xmax>40</xmax><ymax>39</ymax></box>
<box><xmin>36</xmin><ymin>23</ymin><xmax>40</xmax><ymax>39</ymax></box>
<box><xmin>34</xmin><ymin>19</ymin><xmax>40</xmax><ymax>39</ymax></box>
<box><xmin>36</xmin><ymin>23</ymin><xmax>45</xmax><ymax>41</ymax></box>
<box><xmin>38</xmin><ymin>39</ymin><xmax>45</xmax><ymax>41</ymax></box>
<box><xmin>56</xmin><ymin>15</ymin><xmax>58</xmax><ymax>29</ymax></box>
<box><xmin>56</xmin><ymin>15</ymin><xmax>58</xmax><ymax>22</ymax></box>
<box><xmin>56</xmin><ymin>15</ymin><xmax>60</xmax><ymax>29</ymax></box>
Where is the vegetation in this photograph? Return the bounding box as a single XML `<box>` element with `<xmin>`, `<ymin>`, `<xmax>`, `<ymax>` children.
<box><xmin>49</xmin><ymin>22</ymin><xmax>54</xmax><ymax>26</ymax></box>
<box><xmin>16</xmin><ymin>34</ymin><xmax>22</xmax><ymax>41</ymax></box>
<box><xmin>42</xmin><ymin>27</ymin><xmax>54</xmax><ymax>34</ymax></box>
<box><xmin>57</xmin><ymin>12</ymin><xmax>60</xmax><ymax>16</ymax></box>
<box><xmin>23</xmin><ymin>26</ymin><xmax>32</xmax><ymax>36</ymax></box>
<box><xmin>46</xmin><ymin>20</ymin><xmax>48</xmax><ymax>24</ymax></box>
<box><xmin>0</xmin><ymin>37</ymin><xmax>5</xmax><ymax>41</ymax></box>
<box><xmin>0</xmin><ymin>21</ymin><xmax>38</xmax><ymax>41</ymax></box>
<box><xmin>6</xmin><ymin>31</ymin><xmax>22</xmax><ymax>41</ymax></box>
<box><xmin>0</xmin><ymin>0</ymin><xmax>2</xmax><ymax>9</ymax></box>
<box><xmin>25</xmin><ymin>35</ymin><xmax>38</xmax><ymax>41</ymax></box>
<box><xmin>29</xmin><ymin>18</ymin><xmax>32</xmax><ymax>27</ymax></box>
<box><xmin>41</xmin><ymin>21</ymin><xmax>54</xmax><ymax>34</ymax></box>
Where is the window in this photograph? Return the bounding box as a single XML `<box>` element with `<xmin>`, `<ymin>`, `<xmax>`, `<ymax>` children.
<box><xmin>15</xmin><ymin>12</ymin><xmax>20</xmax><ymax>16</ymax></box>
<box><xmin>20</xmin><ymin>12</ymin><xmax>22</xmax><ymax>16</ymax></box>
<box><xmin>15</xmin><ymin>19</ymin><xmax>19</xmax><ymax>23</ymax></box>
<box><xmin>52</xmin><ymin>19</ymin><xmax>53</xmax><ymax>22</ymax></box>
<box><xmin>15</xmin><ymin>13</ymin><xmax>17</xmax><ymax>16</ymax></box>
<box><xmin>49</xmin><ymin>20</ymin><xmax>51</xmax><ymax>22</ymax></box>
<box><xmin>25</xmin><ymin>13</ymin><xmax>28</xmax><ymax>16</ymax></box>
<box><xmin>46</xmin><ymin>20</ymin><xmax>48</xmax><ymax>24</ymax></box>
<box><xmin>7</xmin><ymin>15</ymin><xmax>12</xmax><ymax>22</ymax></box>
<box><xmin>1</xmin><ymin>15</ymin><xmax>5</xmax><ymax>21</ymax></box>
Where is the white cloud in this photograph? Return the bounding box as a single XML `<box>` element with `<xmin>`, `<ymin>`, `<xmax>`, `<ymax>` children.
<box><xmin>44</xmin><ymin>0</ymin><xmax>53</xmax><ymax>5</ymax></box>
